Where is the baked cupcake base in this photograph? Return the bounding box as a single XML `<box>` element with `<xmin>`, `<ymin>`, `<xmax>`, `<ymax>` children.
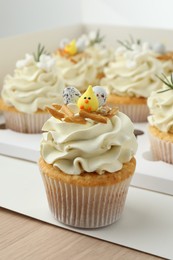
<box><xmin>107</xmin><ymin>94</ymin><xmax>149</xmax><ymax>122</ymax></box>
<box><xmin>0</xmin><ymin>99</ymin><xmax>50</xmax><ymax>133</ymax></box>
<box><xmin>148</xmin><ymin>125</ymin><xmax>173</xmax><ymax>164</ymax></box>
<box><xmin>39</xmin><ymin>157</ymin><xmax>136</xmax><ymax>228</ymax></box>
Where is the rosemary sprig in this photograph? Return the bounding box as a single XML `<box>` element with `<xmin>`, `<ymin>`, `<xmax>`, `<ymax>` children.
<box><xmin>117</xmin><ymin>40</ymin><xmax>133</xmax><ymax>50</ymax></box>
<box><xmin>33</xmin><ymin>43</ymin><xmax>49</xmax><ymax>62</ymax></box>
<box><xmin>89</xmin><ymin>30</ymin><xmax>105</xmax><ymax>46</ymax></box>
<box><xmin>156</xmin><ymin>73</ymin><xmax>173</xmax><ymax>93</ymax></box>
<box><xmin>117</xmin><ymin>35</ymin><xmax>141</xmax><ymax>51</ymax></box>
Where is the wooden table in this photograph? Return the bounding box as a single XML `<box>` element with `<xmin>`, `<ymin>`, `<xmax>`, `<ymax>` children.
<box><xmin>0</xmin><ymin>208</ymin><xmax>163</xmax><ymax>260</ymax></box>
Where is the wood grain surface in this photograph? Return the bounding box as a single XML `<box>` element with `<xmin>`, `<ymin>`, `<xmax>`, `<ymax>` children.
<box><xmin>0</xmin><ymin>208</ymin><xmax>164</xmax><ymax>260</ymax></box>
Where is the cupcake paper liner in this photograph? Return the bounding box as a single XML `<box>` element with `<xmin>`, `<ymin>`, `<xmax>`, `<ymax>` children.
<box><xmin>3</xmin><ymin>111</ymin><xmax>50</xmax><ymax>133</ymax></box>
<box><xmin>148</xmin><ymin>131</ymin><xmax>173</xmax><ymax>164</ymax></box>
<box><xmin>107</xmin><ymin>103</ymin><xmax>149</xmax><ymax>122</ymax></box>
<box><xmin>40</xmin><ymin>170</ymin><xmax>132</xmax><ymax>228</ymax></box>
<box><xmin>114</xmin><ymin>104</ymin><xmax>149</xmax><ymax>123</ymax></box>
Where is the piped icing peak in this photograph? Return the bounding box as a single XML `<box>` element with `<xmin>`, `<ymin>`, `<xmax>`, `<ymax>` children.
<box><xmin>47</xmin><ymin>85</ymin><xmax>117</xmax><ymax>124</ymax></box>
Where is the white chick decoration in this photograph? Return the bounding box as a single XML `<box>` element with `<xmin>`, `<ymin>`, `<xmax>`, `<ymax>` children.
<box><xmin>63</xmin><ymin>86</ymin><xmax>81</xmax><ymax>105</ymax></box>
<box><xmin>93</xmin><ymin>86</ymin><xmax>107</xmax><ymax>107</ymax></box>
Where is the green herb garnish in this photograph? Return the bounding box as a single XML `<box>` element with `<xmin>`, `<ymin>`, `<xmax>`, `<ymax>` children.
<box><xmin>117</xmin><ymin>35</ymin><xmax>141</xmax><ymax>51</ymax></box>
<box><xmin>33</xmin><ymin>43</ymin><xmax>49</xmax><ymax>62</ymax></box>
<box><xmin>156</xmin><ymin>73</ymin><xmax>173</xmax><ymax>93</ymax></box>
<box><xmin>89</xmin><ymin>30</ymin><xmax>105</xmax><ymax>46</ymax></box>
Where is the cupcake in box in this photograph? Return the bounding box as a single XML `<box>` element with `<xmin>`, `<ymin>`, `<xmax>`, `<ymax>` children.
<box><xmin>152</xmin><ymin>42</ymin><xmax>173</xmax><ymax>75</ymax></box>
<box><xmin>126</xmin><ymin>40</ymin><xmax>173</xmax><ymax>78</ymax></box>
<box><xmin>0</xmin><ymin>44</ymin><xmax>65</xmax><ymax>133</ymax></box>
<box><xmin>83</xmin><ymin>30</ymin><xmax>114</xmax><ymax>80</ymax></box>
<box><xmin>147</xmin><ymin>73</ymin><xmax>173</xmax><ymax>163</ymax></box>
<box><xmin>100</xmin><ymin>38</ymin><xmax>164</xmax><ymax>122</ymax></box>
<box><xmin>38</xmin><ymin>85</ymin><xmax>137</xmax><ymax>228</ymax></box>
<box><xmin>55</xmin><ymin>30</ymin><xmax>113</xmax><ymax>93</ymax></box>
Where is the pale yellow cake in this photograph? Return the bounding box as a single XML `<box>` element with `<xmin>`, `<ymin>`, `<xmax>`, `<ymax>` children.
<box><xmin>39</xmin><ymin>157</ymin><xmax>136</xmax><ymax>187</ymax></box>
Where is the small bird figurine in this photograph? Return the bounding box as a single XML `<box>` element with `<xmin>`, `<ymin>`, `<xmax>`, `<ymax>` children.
<box><xmin>63</xmin><ymin>86</ymin><xmax>81</xmax><ymax>105</ymax></box>
<box><xmin>93</xmin><ymin>86</ymin><xmax>107</xmax><ymax>107</ymax></box>
<box><xmin>77</xmin><ymin>85</ymin><xmax>99</xmax><ymax>112</ymax></box>
<box><xmin>64</xmin><ymin>39</ymin><xmax>77</xmax><ymax>56</ymax></box>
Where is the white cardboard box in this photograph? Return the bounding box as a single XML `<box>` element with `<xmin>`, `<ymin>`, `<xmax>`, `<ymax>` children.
<box><xmin>0</xmin><ymin>24</ymin><xmax>173</xmax><ymax>195</ymax></box>
<box><xmin>1</xmin><ymin>154</ymin><xmax>173</xmax><ymax>259</ymax></box>
<box><xmin>1</xmin><ymin>25</ymin><xmax>173</xmax><ymax>259</ymax></box>
<box><xmin>0</xmin><ymin>115</ymin><xmax>173</xmax><ymax>196</ymax></box>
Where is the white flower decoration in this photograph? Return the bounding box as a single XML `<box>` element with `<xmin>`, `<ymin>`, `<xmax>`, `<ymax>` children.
<box><xmin>76</xmin><ymin>34</ymin><xmax>89</xmax><ymax>52</ymax></box>
<box><xmin>37</xmin><ymin>54</ymin><xmax>56</xmax><ymax>72</ymax></box>
<box><xmin>16</xmin><ymin>54</ymin><xmax>34</xmax><ymax>69</ymax></box>
<box><xmin>88</xmin><ymin>31</ymin><xmax>97</xmax><ymax>41</ymax></box>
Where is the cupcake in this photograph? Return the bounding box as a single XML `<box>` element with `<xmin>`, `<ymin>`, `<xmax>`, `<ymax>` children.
<box><xmin>0</xmin><ymin>44</ymin><xmax>65</xmax><ymax>133</ymax></box>
<box><xmin>101</xmin><ymin>38</ymin><xmax>163</xmax><ymax>122</ymax></box>
<box><xmin>147</xmin><ymin>73</ymin><xmax>173</xmax><ymax>163</ymax></box>
<box><xmin>83</xmin><ymin>31</ymin><xmax>114</xmax><ymax>81</ymax></box>
<box><xmin>54</xmin><ymin>30</ymin><xmax>113</xmax><ymax>93</ymax></box>
<box><xmin>152</xmin><ymin>42</ymin><xmax>173</xmax><ymax>75</ymax></box>
<box><xmin>38</xmin><ymin>85</ymin><xmax>137</xmax><ymax>228</ymax></box>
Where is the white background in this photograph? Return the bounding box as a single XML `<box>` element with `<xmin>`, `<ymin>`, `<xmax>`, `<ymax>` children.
<box><xmin>0</xmin><ymin>0</ymin><xmax>81</xmax><ymax>37</ymax></box>
<box><xmin>81</xmin><ymin>0</ymin><xmax>173</xmax><ymax>29</ymax></box>
<box><xmin>1</xmin><ymin>0</ymin><xmax>173</xmax><ymax>38</ymax></box>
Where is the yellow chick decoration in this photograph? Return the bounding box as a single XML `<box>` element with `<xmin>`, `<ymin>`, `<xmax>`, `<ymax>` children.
<box><xmin>64</xmin><ymin>39</ymin><xmax>77</xmax><ymax>56</ymax></box>
<box><xmin>77</xmin><ymin>85</ymin><xmax>99</xmax><ymax>112</ymax></box>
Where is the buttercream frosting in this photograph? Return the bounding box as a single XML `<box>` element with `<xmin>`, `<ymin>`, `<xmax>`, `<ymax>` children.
<box><xmin>160</xmin><ymin>59</ymin><xmax>173</xmax><ymax>75</ymax></box>
<box><xmin>1</xmin><ymin>54</ymin><xmax>65</xmax><ymax>113</ymax></box>
<box><xmin>147</xmin><ymin>42</ymin><xmax>173</xmax><ymax>75</ymax></box>
<box><xmin>101</xmin><ymin>42</ymin><xmax>163</xmax><ymax>98</ymax></box>
<box><xmin>55</xmin><ymin>31</ymin><xmax>113</xmax><ymax>91</ymax></box>
<box><xmin>147</xmin><ymin>87</ymin><xmax>173</xmax><ymax>133</ymax></box>
<box><xmin>85</xmin><ymin>44</ymin><xmax>114</xmax><ymax>71</ymax></box>
<box><xmin>40</xmin><ymin>108</ymin><xmax>137</xmax><ymax>175</ymax></box>
<box><xmin>55</xmin><ymin>54</ymin><xmax>98</xmax><ymax>92</ymax></box>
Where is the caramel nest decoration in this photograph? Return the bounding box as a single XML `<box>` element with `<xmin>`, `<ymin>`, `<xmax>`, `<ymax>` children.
<box><xmin>157</xmin><ymin>52</ymin><xmax>173</xmax><ymax>61</ymax></box>
<box><xmin>46</xmin><ymin>104</ymin><xmax>118</xmax><ymax>125</ymax></box>
<box><xmin>57</xmin><ymin>49</ymin><xmax>90</xmax><ymax>64</ymax></box>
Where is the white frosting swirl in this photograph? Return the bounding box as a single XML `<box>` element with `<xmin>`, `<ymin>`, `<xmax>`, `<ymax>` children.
<box><xmin>160</xmin><ymin>59</ymin><xmax>173</xmax><ymax>75</ymax></box>
<box><xmin>85</xmin><ymin>44</ymin><xmax>114</xmax><ymax>70</ymax></box>
<box><xmin>55</xmin><ymin>45</ymin><xmax>113</xmax><ymax>92</ymax></box>
<box><xmin>147</xmin><ymin>88</ymin><xmax>173</xmax><ymax>132</ymax></box>
<box><xmin>55</xmin><ymin>53</ymin><xmax>98</xmax><ymax>92</ymax></box>
<box><xmin>101</xmin><ymin>43</ymin><xmax>163</xmax><ymax>98</ymax></box>
<box><xmin>1</xmin><ymin>54</ymin><xmax>65</xmax><ymax>113</ymax></box>
<box><xmin>40</xmin><ymin>111</ymin><xmax>137</xmax><ymax>175</ymax></box>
